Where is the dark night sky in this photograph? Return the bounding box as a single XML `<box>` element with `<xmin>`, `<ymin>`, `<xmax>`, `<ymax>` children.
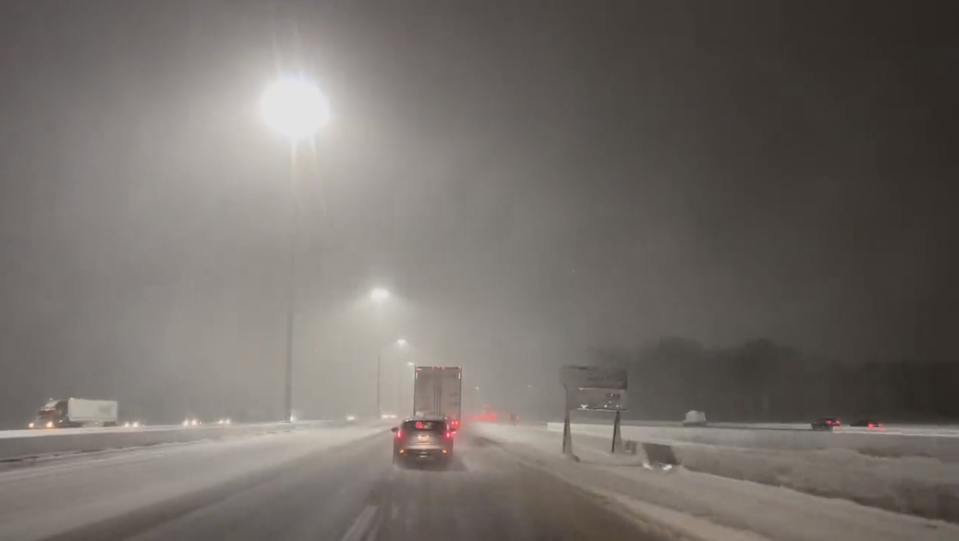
<box><xmin>0</xmin><ymin>1</ymin><xmax>955</xmax><ymax>426</ymax></box>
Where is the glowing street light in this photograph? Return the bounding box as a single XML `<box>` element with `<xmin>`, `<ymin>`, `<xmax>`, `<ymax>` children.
<box><xmin>260</xmin><ymin>77</ymin><xmax>331</xmax><ymax>141</ymax></box>
<box><xmin>397</xmin><ymin>338</ymin><xmax>408</xmax><ymax>347</ymax></box>
<box><xmin>370</xmin><ymin>288</ymin><xmax>390</xmax><ymax>304</ymax></box>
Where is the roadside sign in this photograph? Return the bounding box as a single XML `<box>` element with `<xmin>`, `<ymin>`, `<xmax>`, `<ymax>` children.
<box><xmin>560</xmin><ymin>365</ymin><xmax>627</xmax><ymax>390</ymax></box>
<box><xmin>566</xmin><ymin>388</ymin><xmax>628</xmax><ymax>412</ymax></box>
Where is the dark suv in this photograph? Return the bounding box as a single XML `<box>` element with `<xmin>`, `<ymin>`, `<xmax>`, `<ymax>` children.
<box><xmin>392</xmin><ymin>417</ymin><xmax>453</xmax><ymax>465</ymax></box>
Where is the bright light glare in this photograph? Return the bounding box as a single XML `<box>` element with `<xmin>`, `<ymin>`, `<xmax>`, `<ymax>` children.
<box><xmin>261</xmin><ymin>77</ymin><xmax>330</xmax><ymax>141</ymax></box>
<box><xmin>407</xmin><ymin>362</ymin><xmax>415</xmax><ymax>367</ymax></box>
<box><xmin>370</xmin><ymin>288</ymin><xmax>390</xmax><ymax>303</ymax></box>
<box><xmin>396</xmin><ymin>338</ymin><xmax>408</xmax><ymax>346</ymax></box>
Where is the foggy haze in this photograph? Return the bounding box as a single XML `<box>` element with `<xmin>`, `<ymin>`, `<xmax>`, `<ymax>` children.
<box><xmin>0</xmin><ymin>1</ymin><xmax>955</xmax><ymax>427</ymax></box>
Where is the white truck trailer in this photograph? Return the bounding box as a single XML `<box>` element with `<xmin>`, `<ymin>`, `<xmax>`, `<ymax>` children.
<box><xmin>29</xmin><ymin>398</ymin><xmax>119</xmax><ymax>428</ymax></box>
<box><xmin>412</xmin><ymin>366</ymin><xmax>462</xmax><ymax>429</ymax></box>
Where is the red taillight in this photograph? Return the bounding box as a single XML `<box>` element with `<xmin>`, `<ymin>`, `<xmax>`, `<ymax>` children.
<box><xmin>878</xmin><ymin>424</ymin><xmax>883</xmax><ymax>428</ymax></box>
<box><xmin>415</xmin><ymin>421</ymin><xmax>423</xmax><ymax>429</ymax></box>
<box><xmin>445</xmin><ymin>431</ymin><xmax>452</xmax><ymax>439</ymax></box>
<box><xmin>396</xmin><ymin>430</ymin><xmax>402</xmax><ymax>439</ymax></box>
<box><xmin>868</xmin><ymin>423</ymin><xmax>875</xmax><ymax>428</ymax></box>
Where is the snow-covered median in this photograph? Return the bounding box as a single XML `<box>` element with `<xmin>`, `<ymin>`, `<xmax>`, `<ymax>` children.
<box><xmin>0</xmin><ymin>422</ymin><xmax>333</xmax><ymax>462</ymax></box>
<box><xmin>473</xmin><ymin>424</ymin><xmax>959</xmax><ymax>541</ymax></box>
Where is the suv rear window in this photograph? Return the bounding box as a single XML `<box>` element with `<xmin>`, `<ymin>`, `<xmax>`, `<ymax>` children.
<box><xmin>403</xmin><ymin>420</ymin><xmax>446</xmax><ymax>433</ymax></box>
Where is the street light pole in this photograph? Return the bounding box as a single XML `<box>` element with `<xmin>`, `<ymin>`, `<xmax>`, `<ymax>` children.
<box><xmin>397</xmin><ymin>361</ymin><xmax>414</xmax><ymax>417</ymax></box>
<box><xmin>375</xmin><ymin>337</ymin><xmax>406</xmax><ymax>418</ymax></box>
<box><xmin>261</xmin><ymin>76</ymin><xmax>331</xmax><ymax>422</ymax></box>
<box><xmin>284</xmin><ymin>143</ymin><xmax>298</xmax><ymax>423</ymax></box>
<box><xmin>376</xmin><ymin>347</ymin><xmax>382</xmax><ymax>418</ymax></box>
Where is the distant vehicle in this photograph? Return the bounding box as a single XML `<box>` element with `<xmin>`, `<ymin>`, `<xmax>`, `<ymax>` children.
<box><xmin>475</xmin><ymin>406</ymin><xmax>498</xmax><ymax>423</ymax></box>
<box><xmin>345</xmin><ymin>414</ymin><xmax>357</xmax><ymax>422</ymax></box>
<box><xmin>122</xmin><ymin>421</ymin><xmax>142</xmax><ymax>428</ymax></box>
<box><xmin>380</xmin><ymin>412</ymin><xmax>398</xmax><ymax>420</ymax></box>
<box><xmin>392</xmin><ymin>417</ymin><xmax>454</xmax><ymax>465</ymax></box>
<box><xmin>216</xmin><ymin>418</ymin><xmax>232</xmax><ymax>425</ymax></box>
<box><xmin>811</xmin><ymin>417</ymin><xmax>841</xmax><ymax>431</ymax></box>
<box><xmin>413</xmin><ymin>366</ymin><xmax>462</xmax><ymax>430</ymax></box>
<box><xmin>183</xmin><ymin>418</ymin><xmax>201</xmax><ymax>426</ymax></box>
<box><xmin>850</xmin><ymin>419</ymin><xmax>883</xmax><ymax>429</ymax></box>
<box><xmin>29</xmin><ymin>398</ymin><xmax>118</xmax><ymax>429</ymax></box>
<box><xmin>683</xmin><ymin>410</ymin><xmax>707</xmax><ymax>426</ymax></box>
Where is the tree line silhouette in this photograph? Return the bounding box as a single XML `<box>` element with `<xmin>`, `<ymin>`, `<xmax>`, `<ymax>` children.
<box><xmin>590</xmin><ymin>338</ymin><xmax>959</xmax><ymax>423</ymax></box>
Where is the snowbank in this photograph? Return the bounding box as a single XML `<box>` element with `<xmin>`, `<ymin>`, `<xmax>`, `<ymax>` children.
<box><xmin>0</xmin><ymin>422</ymin><xmax>332</xmax><ymax>461</ymax></box>
<box><xmin>551</xmin><ymin>422</ymin><xmax>959</xmax><ymax>462</ymax></box>
<box><xmin>550</xmin><ymin>422</ymin><xmax>959</xmax><ymax>522</ymax></box>
<box><xmin>473</xmin><ymin>424</ymin><xmax>959</xmax><ymax>541</ymax></box>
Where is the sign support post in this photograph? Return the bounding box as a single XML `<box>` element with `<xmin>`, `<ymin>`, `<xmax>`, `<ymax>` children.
<box><xmin>562</xmin><ymin>407</ymin><xmax>574</xmax><ymax>456</ymax></box>
<box><xmin>611</xmin><ymin>409</ymin><xmax>623</xmax><ymax>453</ymax></box>
<box><xmin>561</xmin><ymin>384</ymin><xmax>574</xmax><ymax>457</ymax></box>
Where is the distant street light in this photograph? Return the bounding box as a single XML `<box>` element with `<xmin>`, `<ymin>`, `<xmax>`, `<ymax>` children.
<box><xmin>397</xmin><ymin>338</ymin><xmax>408</xmax><ymax>347</ymax></box>
<box><xmin>261</xmin><ymin>74</ymin><xmax>330</xmax><ymax>423</ymax></box>
<box><xmin>370</xmin><ymin>288</ymin><xmax>391</xmax><ymax>304</ymax></box>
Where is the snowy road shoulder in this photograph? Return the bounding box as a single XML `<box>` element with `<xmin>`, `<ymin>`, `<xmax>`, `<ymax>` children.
<box><xmin>0</xmin><ymin>425</ymin><xmax>385</xmax><ymax>541</ymax></box>
<box><xmin>472</xmin><ymin>424</ymin><xmax>959</xmax><ymax>541</ymax></box>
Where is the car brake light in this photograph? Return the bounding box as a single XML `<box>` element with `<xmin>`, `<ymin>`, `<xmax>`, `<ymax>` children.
<box><xmin>868</xmin><ymin>423</ymin><xmax>874</xmax><ymax>428</ymax></box>
<box><xmin>396</xmin><ymin>430</ymin><xmax>402</xmax><ymax>439</ymax></box>
<box><xmin>878</xmin><ymin>424</ymin><xmax>883</xmax><ymax>428</ymax></box>
<box><xmin>445</xmin><ymin>431</ymin><xmax>452</xmax><ymax>439</ymax></box>
<box><xmin>415</xmin><ymin>421</ymin><xmax>423</xmax><ymax>429</ymax></box>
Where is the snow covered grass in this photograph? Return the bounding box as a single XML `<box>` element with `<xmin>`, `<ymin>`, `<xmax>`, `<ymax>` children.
<box><xmin>552</xmin><ymin>422</ymin><xmax>959</xmax><ymax>462</ymax></box>
<box><xmin>654</xmin><ymin>438</ymin><xmax>957</xmax><ymax>523</ymax></box>
<box><xmin>473</xmin><ymin>424</ymin><xmax>959</xmax><ymax>541</ymax></box>
<box><xmin>550</xmin><ymin>423</ymin><xmax>959</xmax><ymax>522</ymax></box>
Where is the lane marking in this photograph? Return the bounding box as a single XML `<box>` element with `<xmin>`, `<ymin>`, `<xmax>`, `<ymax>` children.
<box><xmin>340</xmin><ymin>505</ymin><xmax>378</xmax><ymax>541</ymax></box>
